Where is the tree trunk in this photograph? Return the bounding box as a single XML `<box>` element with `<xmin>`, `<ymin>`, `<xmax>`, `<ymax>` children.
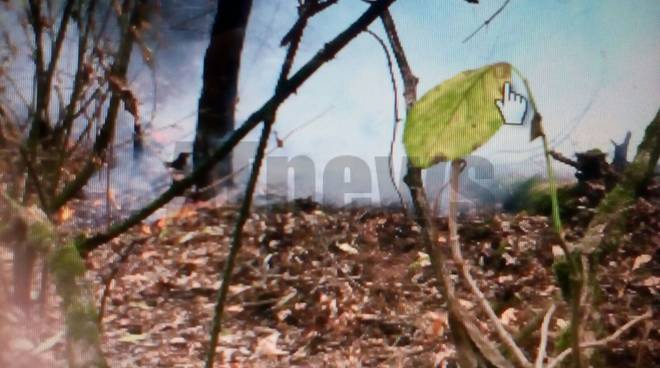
<box><xmin>611</xmin><ymin>131</ymin><xmax>631</xmax><ymax>172</ymax></box>
<box><xmin>193</xmin><ymin>0</ymin><xmax>253</xmax><ymax>198</ymax></box>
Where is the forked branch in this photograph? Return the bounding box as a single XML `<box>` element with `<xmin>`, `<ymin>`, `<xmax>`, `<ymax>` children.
<box><xmin>448</xmin><ymin>160</ymin><xmax>532</xmax><ymax>368</ymax></box>
<box><xmin>546</xmin><ymin>311</ymin><xmax>651</xmax><ymax>368</ymax></box>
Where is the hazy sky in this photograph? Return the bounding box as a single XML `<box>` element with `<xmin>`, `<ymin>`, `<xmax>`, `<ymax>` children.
<box><xmin>149</xmin><ymin>0</ymin><xmax>660</xmax><ymax>202</ymax></box>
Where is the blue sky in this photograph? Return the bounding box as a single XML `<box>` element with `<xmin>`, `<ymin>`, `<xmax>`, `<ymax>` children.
<box><xmin>151</xmin><ymin>0</ymin><xmax>660</xmax><ymax>202</ymax></box>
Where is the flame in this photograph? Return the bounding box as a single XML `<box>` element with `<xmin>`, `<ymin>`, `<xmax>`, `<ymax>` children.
<box><xmin>173</xmin><ymin>204</ymin><xmax>197</xmax><ymax>220</ymax></box>
<box><xmin>140</xmin><ymin>224</ymin><xmax>152</xmax><ymax>235</ymax></box>
<box><xmin>59</xmin><ymin>206</ymin><xmax>74</xmax><ymax>222</ymax></box>
<box><xmin>156</xmin><ymin>218</ymin><xmax>167</xmax><ymax>229</ymax></box>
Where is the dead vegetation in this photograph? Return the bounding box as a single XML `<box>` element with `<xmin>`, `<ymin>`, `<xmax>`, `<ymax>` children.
<box><xmin>3</xmin><ymin>184</ymin><xmax>656</xmax><ymax>367</ymax></box>
<box><xmin>89</xmin><ymin>185</ymin><xmax>660</xmax><ymax>367</ymax></box>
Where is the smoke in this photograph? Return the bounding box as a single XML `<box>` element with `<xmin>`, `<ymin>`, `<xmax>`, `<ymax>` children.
<box><xmin>4</xmin><ymin>0</ymin><xmax>658</xmax><ymax>215</ymax></box>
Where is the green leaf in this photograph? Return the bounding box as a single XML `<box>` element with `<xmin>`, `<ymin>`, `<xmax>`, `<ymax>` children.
<box><xmin>404</xmin><ymin>62</ymin><xmax>512</xmax><ymax>168</ymax></box>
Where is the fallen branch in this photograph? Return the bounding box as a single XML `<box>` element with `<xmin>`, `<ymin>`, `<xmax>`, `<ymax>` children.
<box><xmin>534</xmin><ymin>304</ymin><xmax>556</xmax><ymax>368</ymax></box>
<box><xmin>548</xmin><ymin>150</ymin><xmax>579</xmax><ymax>169</ymax></box>
<box><xmin>97</xmin><ymin>237</ymin><xmax>146</xmax><ymax>326</ymax></box>
<box><xmin>546</xmin><ymin>311</ymin><xmax>652</xmax><ymax>368</ymax></box>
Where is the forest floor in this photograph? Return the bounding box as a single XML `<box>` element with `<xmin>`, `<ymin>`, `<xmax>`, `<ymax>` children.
<box><xmin>1</xmin><ymin>184</ymin><xmax>658</xmax><ymax>367</ymax></box>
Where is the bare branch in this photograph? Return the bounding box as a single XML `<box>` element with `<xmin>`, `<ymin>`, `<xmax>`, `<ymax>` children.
<box><xmin>53</xmin><ymin>0</ymin><xmax>99</xmax><ymax>149</ymax></box>
<box><xmin>18</xmin><ymin>146</ymin><xmax>49</xmax><ymax>212</ymax></box>
<box><xmin>205</xmin><ymin>118</ymin><xmax>271</xmax><ymax>368</ymax></box>
<box><xmin>365</xmin><ymin>30</ymin><xmax>400</xmax><ymax>124</ymax></box>
<box><xmin>205</xmin><ymin>1</ymin><xmax>336</xmax><ymax>365</ymax></box>
<box><xmin>380</xmin><ymin>10</ymin><xmax>417</xmax><ymax>108</ymax></box>
<box><xmin>200</xmin><ymin>108</ymin><xmax>332</xmax><ymax>194</ymax></box>
<box><xmin>50</xmin><ymin>0</ymin><xmax>141</xmax><ymax>213</ymax></box>
<box><xmin>2</xmin><ymin>77</ymin><xmax>31</xmax><ymax>122</ymax></box>
<box><xmin>42</xmin><ymin>0</ymin><xmax>75</xmax><ymax>119</ymax></box>
<box><xmin>462</xmin><ymin>0</ymin><xmax>511</xmax><ymax>43</ymax></box>
<box><xmin>548</xmin><ymin>150</ymin><xmax>579</xmax><ymax>169</ymax></box>
<box><xmin>26</xmin><ymin>0</ymin><xmax>47</xmax><ymax>144</ymax></box>
<box><xmin>27</xmin><ymin>0</ymin><xmax>45</xmax><ymax>78</ymax></box>
<box><xmin>280</xmin><ymin>0</ymin><xmax>339</xmax><ymax>47</ymax></box>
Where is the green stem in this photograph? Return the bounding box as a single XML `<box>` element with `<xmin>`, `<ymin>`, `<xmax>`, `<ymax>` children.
<box><xmin>514</xmin><ymin>67</ymin><xmax>585</xmax><ymax>367</ymax></box>
<box><xmin>511</xmin><ymin>66</ymin><xmax>563</xmax><ymax>235</ymax></box>
<box><xmin>204</xmin><ymin>120</ymin><xmax>272</xmax><ymax>368</ymax></box>
<box><xmin>542</xmin><ymin>134</ymin><xmax>563</xmax><ymax>234</ymax></box>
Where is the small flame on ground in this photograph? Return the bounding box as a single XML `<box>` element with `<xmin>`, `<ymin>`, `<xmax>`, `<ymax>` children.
<box><xmin>58</xmin><ymin>207</ymin><xmax>73</xmax><ymax>222</ymax></box>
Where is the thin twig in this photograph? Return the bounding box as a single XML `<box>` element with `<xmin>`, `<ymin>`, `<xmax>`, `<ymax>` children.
<box><xmin>535</xmin><ymin>304</ymin><xmax>556</xmax><ymax>368</ymax></box>
<box><xmin>204</xmin><ymin>120</ymin><xmax>272</xmax><ymax>368</ymax></box>
<box><xmin>97</xmin><ymin>238</ymin><xmax>145</xmax><ymax>326</ymax></box>
<box><xmin>18</xmin><ymin>146</ymin><xmax>49</xmax><ymax>211</ymax></box>
<box><xmin>71</xmin><ymin>88</ymin><xmax>105</xmax><ymax>124</ymax></box>
<box><xmin>448</xmin><ymin>160</ymin><xmax>532</xmax><ymax>368</ymax></box>
<box><xmin>546</xmin><ymin>311</ymin><xmax>652</xmax><ymax>368</ymax></box>
<box><xmin>365</xmin><ymin>30</ymin><xmax>400</xmax><ymax>123</ymax></box>
<box><xmin>462</xmin><ymin>0</ymin><xmax>512</xmax><ymax>43</ymax></box>
<box><xmin>205</xmin><ymin>2</ymin><xmax>343</xmax><ymax>366</ymax></box>
<box><xmin>365</xmin><ymin>29</ymin><xmax>405</xmax><ymax>209</ymax></box>
<box><xmin>548</xmin><ymin>150</ymin><xmax>579</xmax><ymax>169</ymax></box>
<box><xmin>280</xmin><ymin>0</ymin><xmax>339</xmax><ymax>47</ymax></box>
<box><xmin>380</xmin><ymin>10</ymin><xmax>417</xmax><ymax>108</ymax></box>
<box><xmin>198</xmin><ymin>107</ymin><xmax>332</xmax><ymax>194</ymax></box>
<box><xmin>3</xmin><ymin>74</ymin><xmax>32</xmax><ymax>109</ymax></box>
<box><xmin>381</xmin><ymin>8</ymin><xmax>506</xmax><ymax>367</ymax></box>
<box><xmin>49</xmin><ymin>0</ymin><xmax>140</xmax><ymax>213</ymax></box>
<box><xmin>41</xmin><ymin>0</ymin><xmax>75</xmax><ymax>120</ymax></box>
<box><xmin>431</xmin><ymin>179</ymin><xmax>451</xmax><ymax>217</ymax></box>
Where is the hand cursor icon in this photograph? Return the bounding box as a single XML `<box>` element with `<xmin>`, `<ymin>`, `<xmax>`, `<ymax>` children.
<box><xmin>495</xmin><ymin>82</ymin><xmax>528</xmax><ymax>125</ymax></box>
